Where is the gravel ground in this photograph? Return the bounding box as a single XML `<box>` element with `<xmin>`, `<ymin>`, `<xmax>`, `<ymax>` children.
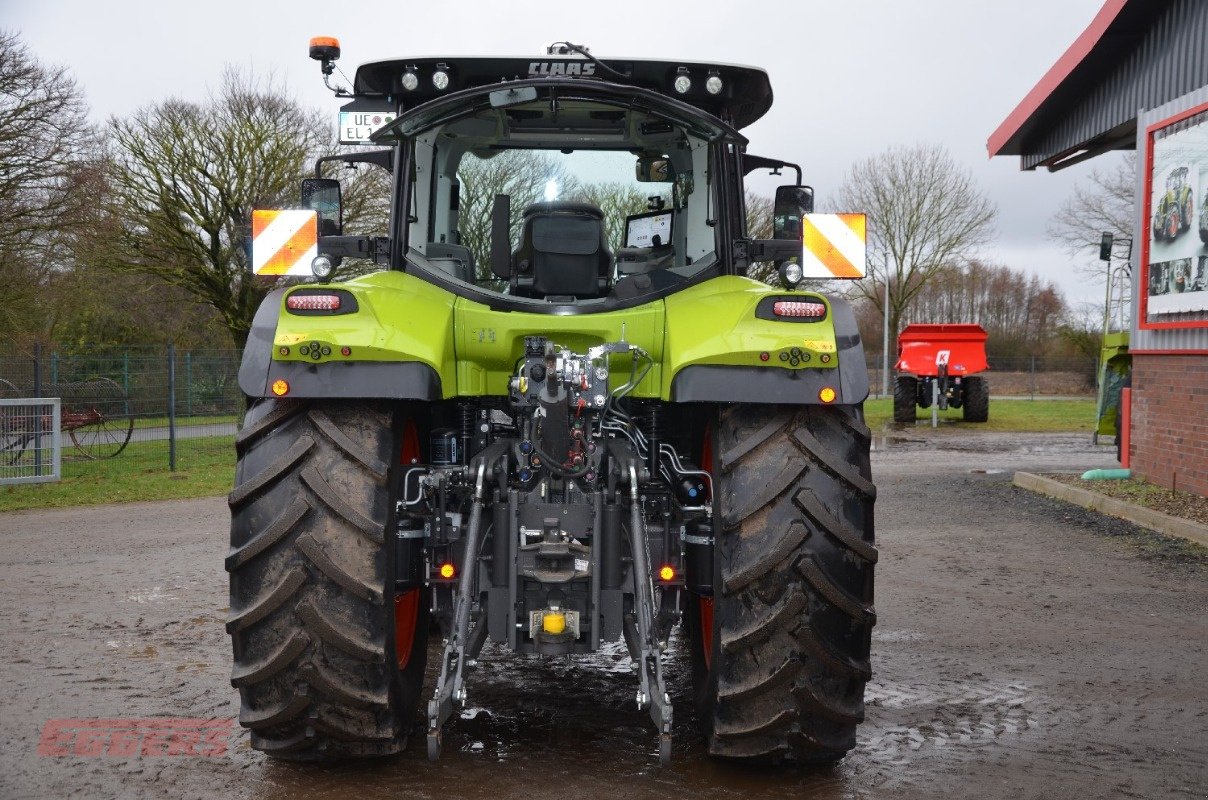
<box><xmin>0</xmin><ymin>430</ymin><xmax>1205</xmax><ymax>799</ymax></box>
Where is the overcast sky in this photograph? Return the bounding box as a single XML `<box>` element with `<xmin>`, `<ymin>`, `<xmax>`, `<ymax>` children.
<box><xmin>7</xmin><ymin>0</ymin><xmax>1122</xmax><ymax>308</ymax></box>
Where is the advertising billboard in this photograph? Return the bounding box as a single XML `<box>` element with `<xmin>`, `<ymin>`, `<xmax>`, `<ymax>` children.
<box><xmin>1142</xmin><ymin>102</ymin><xmax>1208</xmax><ymax>328</ymax></box>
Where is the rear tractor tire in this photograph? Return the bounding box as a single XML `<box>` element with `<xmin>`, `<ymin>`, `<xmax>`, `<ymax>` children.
<box><xmin>962</xmin><ymin>376</ymin><xmax>989</xmax><ymax>423</ymax></box>
<box><xmin>226</xmin><ymin>399</ymin><xmax>427</xmax><ymax>760</ymax></box>
<box><xmin>689</xmin><ymin>404</ymin><xmax>877</xmax><ymax>764</ymax></box>
<box><xmin>893</xmin><ymin>376</ymin><xmax>918</xmax><ymax>424</ymax></box>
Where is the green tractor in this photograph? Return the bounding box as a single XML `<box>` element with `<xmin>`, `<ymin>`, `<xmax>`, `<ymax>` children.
<box><xmin>227</xmin><ymin>39</ymin><xmax>876</xmax><ymax>766</ymax></box>
<box><xmin>1152</xmin><ymin>165</ymin><xmax>1193</xmax><ymax>241</ymax></box>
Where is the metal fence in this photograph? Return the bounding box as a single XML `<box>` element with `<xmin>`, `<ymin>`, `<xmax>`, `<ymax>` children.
<box><xmin>0</xmin><ymin>345</ymin><xmax>1101</xmax><ymax>480</ymax></box>
<box><xmin>0</xmin><ymin>398</ymin><xmax>61</xmax><ymax>484</ymax></box>
<box><xmin>0</xmin><ymin>346</ymin><xmax>242</xmax><ymax>477</ymax></box>
<box><xmin>866</xmin><ymin>354</ymin><xmax>1099</xmax><ymax>400</ymax></box>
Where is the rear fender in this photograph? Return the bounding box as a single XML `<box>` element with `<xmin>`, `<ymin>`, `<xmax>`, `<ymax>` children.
<box><xmin>663</xmin><ymin>276</ymin><xmax>868</xmax><ymax>404</ymax></box>
<box><xmin>238</xmin><ymin>271</ymin><xmax>457</xmax><ymax>399</ymax></box>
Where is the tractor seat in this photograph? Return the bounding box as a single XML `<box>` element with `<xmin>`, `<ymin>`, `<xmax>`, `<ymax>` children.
<box><xmin>511</xmin><ymin>202</ymin><xmax>612</xmax><ymax>298</ymax></box>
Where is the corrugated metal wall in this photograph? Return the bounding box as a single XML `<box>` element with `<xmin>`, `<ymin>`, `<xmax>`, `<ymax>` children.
<box><xmin>1131</xmin><ymin>84</ymin><xmax>1208</xmax><ymax>352</ymax></box>
<box><xmin>1023</xmin><ymin>0</ymin><xmax>1208</xmax><ymax>170</ymax></box>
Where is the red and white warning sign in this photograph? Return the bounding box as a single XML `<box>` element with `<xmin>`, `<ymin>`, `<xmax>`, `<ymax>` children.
<box><xmin>251</xmin><ymin>210</ymin><xmax>318</xmax><ymax>276</ymax></box>
<box><xmin>801</xmin><ymin>213</ymin><xmax>866</xmax><ymax>279</ymax></box>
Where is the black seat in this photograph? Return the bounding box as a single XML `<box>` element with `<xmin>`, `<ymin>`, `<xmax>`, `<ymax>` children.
<box><xmin>511</xmin><ymin>202</ymin><xmax>612</xmax><ymax>298</ymax></box>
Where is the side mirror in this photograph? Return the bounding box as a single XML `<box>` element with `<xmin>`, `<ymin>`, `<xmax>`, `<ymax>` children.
<box><xmin>773</xmin><ymin>185</ymin><xmax>814</xmax><ymax>239</ymax></box>
<box><xmin>770</xmin><ymin>185</ymin><xmax>814</xmax><ymax>286</ymax></box>
<box><xmin>301</xmin><ymin>178</ymin><xmax>343</xmax><ymax>236</ymax></box>
<box><xmin>635</xmin><ymin>156</ymin><xmax>672</xmax><ymax>183</ymax></box>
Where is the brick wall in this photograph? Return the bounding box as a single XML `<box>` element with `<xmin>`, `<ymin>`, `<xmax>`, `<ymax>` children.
<box><xmin>1129</xmin><ymin>354</ymin><xmax>1208</xmax><ymax>497</ymax></box>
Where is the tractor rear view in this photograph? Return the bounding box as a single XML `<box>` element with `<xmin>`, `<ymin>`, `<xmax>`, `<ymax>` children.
<box><xmin>226</xmin><ymin>38</ymin><xmax>877</xmax><ymax>767</ymax></box>
<box><xmin>893</xmin><ymin>324</ymin><xmax>989</xmax><ymax>423</ymax></box>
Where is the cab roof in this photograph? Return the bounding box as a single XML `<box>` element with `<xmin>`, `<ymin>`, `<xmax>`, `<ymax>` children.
<box><xmin>352</xmin><ymin>55</ymin><xmax>773</xmax><ymax>130</ymax></box>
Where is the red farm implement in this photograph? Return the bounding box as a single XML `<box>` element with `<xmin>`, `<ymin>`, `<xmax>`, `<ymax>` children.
<box><xmin>0</xmin><ymin>377</ymin><xmax>134</xmax><ymax>464</ymax></box>
<box><xmin>893</xmin><ymin>324</ymin><xmax>989</xmax><ymax>423</ymax></box>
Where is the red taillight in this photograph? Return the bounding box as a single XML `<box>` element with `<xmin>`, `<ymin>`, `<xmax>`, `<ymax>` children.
<box><xmin>773</xmin><ymin>301</ymin><xmax>826</xmax><ymax>318</ymax></box>
<box><xmin>287</xmin><ymin>293</ymin><xmax>341</xmax><ymax>311</ymax></box>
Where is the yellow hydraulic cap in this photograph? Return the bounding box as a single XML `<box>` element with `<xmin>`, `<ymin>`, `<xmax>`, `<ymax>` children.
<box><xmin>542</xmin><ymin>610</ymin><xmax>566</xmax><ymax>635</ymax></box>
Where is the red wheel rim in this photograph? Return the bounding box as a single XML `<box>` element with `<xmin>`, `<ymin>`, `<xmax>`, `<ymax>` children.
<box><xmin>395</xmin><ymin>417</ymin><xmax>423</xmax><ymax>670</ymax></box>
<box><xmin>394</xmin><ymin>589</ymin><xmax>420</xmax><ymax>669</ymax></box>
<box><xmin>1169</xmin><ymin>214</ymin><xmax>1179</xmax><ymax>238</ymax></box>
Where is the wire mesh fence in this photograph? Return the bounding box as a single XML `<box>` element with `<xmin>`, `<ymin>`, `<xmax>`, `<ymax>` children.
<box><xmin>0</xmin><ymin>344</ymin><xmax>1102</xmax><ymax>482</ymax></box>
<box><xmin>0</xmin><ymin>346</ymin><xmax>242</xmax><ymax>479</ymax></box>
<box><xmin>865</xmin><ymin>354</ymin><xmax>1099</xmax><ymax>400</ymax></box>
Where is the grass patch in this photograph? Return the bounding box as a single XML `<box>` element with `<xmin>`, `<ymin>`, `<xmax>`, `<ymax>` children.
<box><xmin>0</xmin><ymin>436</ymin><xmax>235</xmax><ymax>512</ymax></box>
<box><xmin>1</xmin><ymin>397</ymin><xmax>1098</xmax><ymax>512</ymax></box>
<box><xmin>132</xmin><ymin>413</ymin><xmax>239</xmax><ymax>430</ymax></box>
<box><xmin>863</xmin><ymin>397</ymin><xmax>1098</xmax><ymax>432</ymax></box>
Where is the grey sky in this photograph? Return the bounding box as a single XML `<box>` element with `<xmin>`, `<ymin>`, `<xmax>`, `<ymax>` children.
<box><xmin>8</xmin><ymin>0</ymin><xmax>1117</xmax><ymax>307</ymax></box>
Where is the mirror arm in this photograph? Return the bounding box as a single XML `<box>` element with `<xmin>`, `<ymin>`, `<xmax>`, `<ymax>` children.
<box><xmin>319</xmin><ymin>235</ymin><xmax>392</xmax><ymax>265</ymax></box>
<box><xmin>746</xmin><ymin>239</ymin><xmax>801</xmax><ymax>263</ymax></box>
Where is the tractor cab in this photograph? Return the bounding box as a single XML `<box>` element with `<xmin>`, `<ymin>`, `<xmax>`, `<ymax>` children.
<box><xmin>1168</xmin><ymin>166</ymin><xmax>1188</xmax><ymax>192</ymax></box>
<box><xmin>287</xmin><ymin>40</ymin><xmax>834</xmax><ymax>308</ymax></box>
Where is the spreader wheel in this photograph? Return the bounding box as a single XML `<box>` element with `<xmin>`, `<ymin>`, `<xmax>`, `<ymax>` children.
<box><xmin>962</xmin><ymin>376</ymin><xmax>989</xmax><ymax>422</ymax></box>
<box><xmin>893</xmin><ymin>376</ymin><xmax>918</xmax><ymax>424</ymax></box>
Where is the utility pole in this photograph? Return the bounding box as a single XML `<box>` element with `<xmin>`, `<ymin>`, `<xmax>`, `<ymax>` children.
<box><xmin>881</xmin><ymin>256</ymin><xmax>890</xmax><ymax>398</ymax></box>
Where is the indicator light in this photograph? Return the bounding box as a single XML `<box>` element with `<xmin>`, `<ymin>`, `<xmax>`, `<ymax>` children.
<box><xmin>820</xmin><ymin>353</ymin><xmax>832</xmax><ymax>363</ymax></box>
<box><xmin>759</xmin><ymin>352</ymin><xmax>770</xmax><ymax>362</ymax></box>
<box><xmin>542</xmin><ymin>611</ymin><xmax>566</xmax><ymax>635</ymax></box>
<box><xmin>271</xmin><ymin>379</ymin><xmax>290</xmax><ymax>397</ymax></box>
<box><xmin>340</xmin><ymin>346</ymin><xmax>351</xmax><ymax>356</ymax></box>
<box><xmin>287</xmin><ymin>293</ymin><xmax>341</xmax><ymax>311</ymax></box>
<box><xmin>658</xmin><ymin>565</ymin><xmax>676</xmax><ymax>582</ymax></box>
<box><xmin>438</xmin><ymin>563</ymin><xmax>455</xmax><ymax>579</ymax></box>
<box><xmin>773</xmin><ymin>301</ymin><xmax>826</xmax><ymax>318</ymax></box>
<box><xmin>819</xmin><ymin>387</ymin><xmax>837</xmax><ymax>403</ymax></box>
<box><xmin>278</xmin><ymin>346</ymin><xmax>290</xmax><ymax>356</ymax></box>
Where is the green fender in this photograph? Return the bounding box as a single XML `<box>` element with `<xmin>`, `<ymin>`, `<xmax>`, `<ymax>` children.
<box><xmin>239</xmin><ymin>272</ymin><xmax>868</xmax><ymax>405</ymax></box>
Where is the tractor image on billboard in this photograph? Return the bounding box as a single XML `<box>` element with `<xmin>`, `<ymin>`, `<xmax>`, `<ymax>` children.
<box><xmin>226</xmin><ymin>38</ymin><xmax>877</xmax><ymax>766</ymax></box>
<box><xmin>1152</xmin><ymin>165</ymin><xmax>1194</xmax><ymax>242</ymax></box>
<box><xmin>893</xmin><ymin>324</ymin><xmax>990</xmax><ymax>424</ymax></box>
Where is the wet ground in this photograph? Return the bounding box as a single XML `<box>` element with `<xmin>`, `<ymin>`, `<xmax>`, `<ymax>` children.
<box><xmin>1</xmin><ymin>429</ymin><xmax>1205</xmax><ymax>799</ymax></box>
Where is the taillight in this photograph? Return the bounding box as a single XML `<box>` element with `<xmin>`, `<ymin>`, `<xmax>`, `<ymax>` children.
<box><xmin>286</xmin><ymin>293</ymin><xmax>341</xmax><ymax>311</ymax></box>
<box><xmin>772</xmin><ymin>301</ymin><xmax>826</xmax><ymax>318</ymax></box>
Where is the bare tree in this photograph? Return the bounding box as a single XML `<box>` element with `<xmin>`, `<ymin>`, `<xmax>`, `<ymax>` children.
<box><xmin>105</xmin><ymin>70</ymin><xmax>359</xmax><ymax>347</ymax></box>
<box><xmin>0</xmin><ymin>31</ymin><xmax>97</xmax><ymax>345</ymax></box>
<box><xmin>744</xmin><ymin>192</ymin><xmax>779</xmax><ymax>284</ymax></box>
<box><xmin>834</xmin><ymin>143</ymin><xmax>997</xmax><ymax>351</ymax></box>
<box><xmin>1048</xmin><ymin>152</ymin><xmax>1135</xmax><ymax>276</ymax></box>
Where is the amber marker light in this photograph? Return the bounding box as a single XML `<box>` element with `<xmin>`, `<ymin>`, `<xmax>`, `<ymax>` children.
<box><xmin>271</xmin><ymin>379</ymin><xmax>290</xmax><ymax>396</ymax></box>
<box><xmin>658</xmin><ymin>565</ymin><xmax>676</xmax><ymax>582</ymax></box>
<box><xmin>438</xmin><ymin>563</ymin><xmax>455</xmax><ymax>579</ymax></box>
<box><xmin>819</xmin><ymin>387</ymin><xmax>836</xmax><ymax>403</ymax></box>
